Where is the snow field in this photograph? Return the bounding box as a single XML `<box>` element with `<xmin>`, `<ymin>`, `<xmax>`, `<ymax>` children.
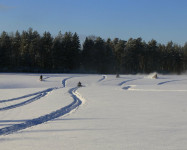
<box><xmin>0</xmin><ymin>73</ymin><xmax>187</xmax><ymax>150</ymax></box>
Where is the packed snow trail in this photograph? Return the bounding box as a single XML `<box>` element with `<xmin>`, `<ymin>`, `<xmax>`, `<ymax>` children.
<box><xmin>0</xmin><ymin>77</ymin><xmax>84</xmax><ymax>135</ymax></box>
<box><xmin>157</xmin><ymin>79</ymin><xmax>187</xmax><ymax>85</ymax></box>
<box><xmin>98</xmin><ymin>75</ymin><xmax>107</xmax><ymax>82</ymax></box>
<box><xmin>62</xmin><ymin>77</ymin><xmax>73</xmax><ymax>87</ymax></box>
<box><xmin>0</xmin><ymin>88</ymin><xmax>55</xmax><ymax>111</ymax></box>
<box><xmin>128</xmin><ymin>88</ymin><xmax>187</xmax><ymax>92</ymax></box>
<box><xmin>122</xmin><ymin>86</ymin><xmax>131</xmax><ymax>90</ymax></box>
<box><xmin>0</xmin><ymin>76</ymin><xmax>74</xmax><ymax>111</ymax></box>
<box><xmin>0</xmin><ymin>88</ymin><xmax>55</xmax><ymax>103</ymax></box>
<box><xmin>119</xmin><ymin>78</ymin><xmax>141</xmax><ymax>86</ymax></box>
<box><xmin>0</xmin><ymin>87</ymin><xmax>83</xmax><ymax>135</ymax></box>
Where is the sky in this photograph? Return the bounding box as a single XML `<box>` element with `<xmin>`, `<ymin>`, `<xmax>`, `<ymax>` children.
<box><xmin>0</xmin><ymin>0</ymin><xmax>187</xmax><ymax>45</ymax></box>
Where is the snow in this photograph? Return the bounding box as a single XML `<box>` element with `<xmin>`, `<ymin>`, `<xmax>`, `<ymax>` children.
<box><xmin>0</xmin><ymin>73</ymin><xmax>187</xmax><ymax>149</ymax></box>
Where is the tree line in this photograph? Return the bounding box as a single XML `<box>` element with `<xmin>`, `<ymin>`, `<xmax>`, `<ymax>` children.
<box><xmin>0</xmin><ymin>28</ymin><xmax>187</xmax><ymax>74</ymax></box>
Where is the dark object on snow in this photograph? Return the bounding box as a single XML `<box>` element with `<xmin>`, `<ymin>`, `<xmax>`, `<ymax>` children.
<box><xmin>77</xmin><ymin>81</ymin><xmax>82</xmax><ymax>87</ymax></box>
<box><xmin>40</xmin><ymin>75</ymin><xmax>43</xmax><ymax>81</ymax></box>
<box><xmin>116</xmin><ymin>73</ymin><xmax>120</xmax><ymax>78</ymax></box>
<box><xmin>152</xmin><ymin>73</ymin><xmax>157</xmax><ymax>79</ymax></box>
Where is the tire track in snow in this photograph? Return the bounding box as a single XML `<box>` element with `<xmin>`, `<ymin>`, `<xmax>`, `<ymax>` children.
<box><xmin>0</xmin><ymin>76</ymin><xmax>73</xmax><ymax>111</ymax></box>
<box><xmin>0</xmin><ymin>88</ymin><xmax>55</xmax><ymax>104</ymax></box>
<box><xmin>0</xmin><ymin>88</ymin><xmax>55</xmax><ymax>111</ymax></box>
<box><xmin>43</xmin><ymin>76</ymin><xmax>50</xmax><ymax>80</ymax></box>
<box><xmin>157</xmin><ymin>79</ymin><xmax>187</xmax><ymax>85</ymax></box>
<box><xmin>120</xmin><ymin>78</ymin><xmax>142</xmax><ymax>91</ymax></box>
<box><xmin>0</xmin><ymin>77</ymin><xmax>85</xmax><ymax>135</ymax></box>
<box><xmin>62</xmin><ymin>77</ymin><xmax>73</xmax><ymax>87</ymax></box>
<box><xmin>122</xmin><ymin>86</ymin><xmax>132</xmax><ymax>90</ymax></box>
<box><xmin>0</xmin><ymin>87</ymin><xmax>83</xmax><ymax>135</ymax></box>
<box><xmin>119</xmin><ymin>78</ymin><xmax>141</xmax><ymax>86</ymax></box>
<box><xmin>98</xmin><ymin>75</ymin><xmax>107</xmax><ymax>82</ymax></box>
<box><xmin>128</xmin><ymin>88</ymin><xmax>187</xmax><ymax>92</ymax></box>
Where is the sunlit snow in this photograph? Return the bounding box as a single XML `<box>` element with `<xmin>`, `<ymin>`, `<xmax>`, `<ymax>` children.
<box><xmin>0</xmin><ymin>73</ymin><xmax>187</xmax><ymax>150</ymax></box>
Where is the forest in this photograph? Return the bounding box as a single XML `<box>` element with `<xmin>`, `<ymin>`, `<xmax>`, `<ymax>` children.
<box><xmin>0</xmin><ymin>28</ymin><xmax>187</xmax><ymax>74</ymax></box>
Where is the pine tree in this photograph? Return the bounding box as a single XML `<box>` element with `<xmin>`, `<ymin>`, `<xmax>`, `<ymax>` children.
<box><xmin>40</xmin><ymin>31</ymin><xmax>53</xmax><ymax>69</ymax></box>
<box><xmin>0</xmin><ymin>31</ymin><xmax>11</xmax><ymax>70</ymax></box>
<box><xmin>113</xmin><ymin>39</ymin><xmax>126</xmax><ymax>74</ymax></box>
<box><xmin>82</xmin><ymin>37</ymin><xmax>95</xmax><ymax>72</ymax></box>
<box><xmin>72</xmin><ymin>32</ymin><xmax>81</xmax><ymax>70</ymax></box>
<box><xmin>11</xmin><ymin>31</ymin><xmax>21</xmax><ymax>68</ymax></box>
<box><xmin>52</xmin><ymin>31</ymin><xmax>64</xmax><ymax>70</ymax></box>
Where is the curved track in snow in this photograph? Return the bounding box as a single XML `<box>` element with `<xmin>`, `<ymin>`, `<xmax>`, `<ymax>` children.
<box><xmin>0</xmin><ymin>87</ymin><xmax>83</xmax><ymax>135</ymax></box>
<box><xmin>122</xmin><ymin>86</ymin><xmax>132</xmax><ymax>90</ymax></box>
<box><xmin>157</xmin><ymin>79</ymin><xmax>187</xmax><ymax>85</ymax></box>
<box><xmin>0</xmin><ymin>77</ymin><xmax>85</xmax><ymax>136</ymax></box>
<box><xmin>98</xmin><ymin>75</ymin><xmax>107</xmax><ymax>82</ymax></box>
<box><xmin>0</xmin><ymin>76</ymin><xmax>74</xmax><ymax>111</ymax></box>
<box><xmin>62</xmin><ymin>77</ymin><xmax>73</xmax><ymax>87</ymax></box>
<box><xmin>0</xmin><ymin>88</ymin><xmax>53</xmax><ymax>104</ymax></box>
<box><xmin>0</xmin><ymin>88</ymin><xmax>55</xmax><ymax>111</ymax></box>
<box><xmin>119</xmin><ymin>78</ymin><xmax>141</xmax><ymax>86</ymax></box>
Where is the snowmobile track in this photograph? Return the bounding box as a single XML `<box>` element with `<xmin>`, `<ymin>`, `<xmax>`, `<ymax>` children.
<box><xmin>0</xmin><ymin>87</ymin><xmax>83</xmax><ymax>136</ymax></box>
<box><xmin>98</xmin><ymin>75</ymin><xmax>107</xmax><ymax>82</ymax></box>
<box><xmin>0</xmin><ymin>88</ymin><xmax>55</xmax><ymax>111</ymax></box>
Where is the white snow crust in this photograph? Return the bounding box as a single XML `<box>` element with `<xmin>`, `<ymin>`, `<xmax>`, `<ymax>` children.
<box><xmin>0</xmin><ymin>73</ymin><xmax>187</xmax><ymax>150</ymax></box>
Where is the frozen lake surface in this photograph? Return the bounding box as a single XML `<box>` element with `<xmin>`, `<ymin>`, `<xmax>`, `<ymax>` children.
<box><xmin>0</xmin><ymin>73</ymin><xmax>187</xmax><ymax>150</ymax></box>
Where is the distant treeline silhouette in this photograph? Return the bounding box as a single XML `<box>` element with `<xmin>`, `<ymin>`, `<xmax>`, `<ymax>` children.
<box><xmin>0</xmin><ymin>28</ymin><xmax>187</xmax><ymax>74</ymax></box>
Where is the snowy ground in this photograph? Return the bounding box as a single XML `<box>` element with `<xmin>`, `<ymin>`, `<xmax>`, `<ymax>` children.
<box><xmin>0</xmin><ymin>73</ymin><xmax>187</xmax><ymax>150</ymax></box>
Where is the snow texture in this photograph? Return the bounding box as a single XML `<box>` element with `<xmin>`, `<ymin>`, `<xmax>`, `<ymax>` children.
<box><xmin>0</xmin><ymin>73</ymin><xmax>187</xmax><ymax>150</ymax></box>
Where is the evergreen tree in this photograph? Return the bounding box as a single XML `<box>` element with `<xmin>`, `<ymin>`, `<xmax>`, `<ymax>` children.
<box><xmin>52</xmin><ymin>31</ymin><xmax>64</xmax><ymax>70</ymax></box>
<box><xmin>72</xmin><ymin>32</ymin><xmax>81</xmax><ymax>70</ymax></box>
<box><xmin>62</xmin><ymin>32</ymin><xmax>73</xmax><ymax>71</ymax></box>
<box><xmin>20</xmin><ymin>30</ymin><xmax>30</xmax><ymax>68</ymax></box>
<box><xmin>82</xmin><ymin>37</ymin><xmax>95</xmax><ymax>72</ymax></box>
<box><xmin>123</xmin><ymin>38</ymin><xmax>145</xmax><ymax>73</ymax></box>
<box><xmin>0</xmin><ymin>31</ymin><xmax>11</xmax><ymax>70</ymax></box>
<box><xmin>40</xmin><ymin>31</ymin><xmax>53</xmax><ymax>69</ymax></box>
<box><xmin>183</xmin><ymin>42</ymin><xmax>187</xmax><ymax>71</ymax></box>
<box><xmin>105</xmin><ymin>38</ymin><xmax>115</xmax><ymax>73</ymax></box>
<box><xmin>11</xmin><ymin>31</ymin><xmax>21</xmax><ymax>68</ymax></box>
<box><xmin>94</xmin><ymin>37</ymin><xmax>106</xmax><ymax>73</ymax></box>
<box><xmin>146</xmin><ymin>39</ymin><xmax>160</xmax><ymax>73</ymax></box>
<box><xmin>29</xmin><ymin>29</ymin><xmax>41</xmax><ymax>69</ymax></box>
<box><xmin>0</xmin><ymin>28</ymin><xmax>186</xmax><ymax>74</ymax></box>
<box><xmin>113</xmin><ymin>39</ymin><xmax>126</xmax><ymax>73</ymax></box>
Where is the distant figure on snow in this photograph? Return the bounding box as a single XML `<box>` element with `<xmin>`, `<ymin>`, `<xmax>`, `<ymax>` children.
<box><xmin>152</xmin><ymin>73</ymin><xmax>157</xmax><ymax>79</ymax></box>
<box><xmin>40</xmin><ymin>75</ymin><xmax>43</xmax><ymax>81</ymax></box>
<box><xmin>116</xmin><ymin>73</ymin><xmax>120</xmax><ymax>78</ymax></box>
<box><xmin>77</xmin><ymin>81</ymin><xmax>82</xmax><ymax>87</ymax></box>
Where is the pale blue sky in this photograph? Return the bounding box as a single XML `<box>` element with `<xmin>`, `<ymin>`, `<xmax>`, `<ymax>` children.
<box><xmin>0</xmin><ymin>0</ymin><xmax>187</xmax><ymax>45</ymax></box>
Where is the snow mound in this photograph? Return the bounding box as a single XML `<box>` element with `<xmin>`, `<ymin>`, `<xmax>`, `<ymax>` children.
<box><xmin>147</xmin><ymin>72</ymin><xmax>158</xmax><ymax>79</ymax></box>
